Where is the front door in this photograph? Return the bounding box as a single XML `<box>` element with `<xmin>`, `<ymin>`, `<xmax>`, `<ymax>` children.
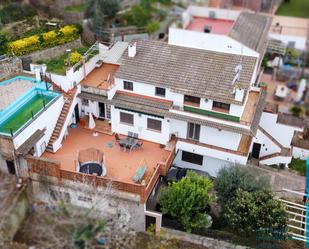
<box><xmin>6</xmin><ymin>160</ymin><xmax>15</xmax><ymax>175</ymax></box>
<box><xmin>99</xmin><ymin>103</ymin><xmax>105</xmax><ymax>119</ymax></box>
<box><xmin>252</xmin><ymin>143</ymin><xmax>261</xmax><ymax>159</ymax></box>
<box><xmin>74</xmin><ymin>104</ymin><xmax>80</xmax><ymax>124</ymax></box>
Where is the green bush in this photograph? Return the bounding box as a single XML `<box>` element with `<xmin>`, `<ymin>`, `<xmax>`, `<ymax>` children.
<box><xmin>290</xmin><ymin>106</ymin><xmax>304</xmax><ymax>117</ymax></box>
<box><xmin>8</xmin><ymin>25</ymin><xmax>81</xmax><ymax>56</ymax></box>
<box><xmin>0</xmin><ymin>31</ymin><xmax>9</xmax><ymax>55</ymax></box>
<box><xmin>289</xmin><ymin>158</ymin><xmax>306</xmax><ymax>176</ymax></box>
<box><xmin>214</xmin><ymin>165</ymin><xmax>270</xmax><ymax>204</ymax></box>
<box><xmin>224</xmin><ymin>189</ymin><xmax>287</xmax><ymax>234</ymax></box>
<box><xmin>0</xmin><ymin>3</ymin><xmax>36</xmax><ymax>24</ymax></box>
<box><xmin>159</xmin><ymin>171</ymin><xmax>213</xmax><ymax>232</ymax></box>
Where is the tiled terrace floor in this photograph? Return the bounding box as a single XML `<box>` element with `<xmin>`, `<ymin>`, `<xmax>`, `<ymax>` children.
<box><xmin>261</xmin><ymin>73</ymin><xmax>296</xmax><ymax>113</ymax></box>
<box><xmin>80</xmin><ymin>63</ymin><xmax>119</xmax><ymax>90</ymax></box>
<box><xmin>186</xmin><ymin>17</ymin><xmax>234</xmax><ymax>35</ymax></box>
<box><xmin>43</xmin><ymin>126</ymin><xmax>171</xmax><ymax>184</ymax></box>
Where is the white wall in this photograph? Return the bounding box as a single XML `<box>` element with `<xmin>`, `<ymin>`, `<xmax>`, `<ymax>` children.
<box><xmin>176</xmin><ymin>140</ymin><xmax>248</xmax><ymax>165</ymax></box>
<box><xmin>200</xmin><ymin>126</ymin><xmax>241</xmax><ymax>150</ymax></box>
<box><xmin>115</xmin><ymin>78</ymin><xmax>184</xmax><ymax>106</ymax></box>
<box><xmin>269</xmin><ymin>33</ymin><xmax>307</xmax><ymax>51</ymax></box>
<box><xmin>293</xmin><ymin>146</ymin><xmax>309</xmax><ymax>160</ymax></box>
<box><xmin>260</xmin><ymin>155</ymin><xmax>292</xmax><ymax>165</ymax></box>
<box><xmin>52</xmin><ymin>87</ymin><xmax>81</xmax><ymax>152</ymax></box>
<box><xmin>168</xmin><ymin>28</ymin><xmax>259</xmax><ymax>57</ymax></box>
<box><xmin>80</xmin><ymin>99</ymin><xmax>100</xmax><ymax>117</ymax></box>
<box><xmin>13</xmin><ymin>95</ymin><xmax>64</xmax><ymax>151</ymax></box>
<box><xmin>173</xmin><ymin>149</ymin><xmax>234</xmax><ymax>177</ymax></box>
<box><xmin>111</xmin><ymin>106</ymin><xmax>170</xmax><ymax>145</ymax></box>
<box><xmin>252</xmin><ymin>129</ymin><xmax>281</xmax><ymax>157</ymax></box>
<box><xmin>169</xmin><ymin>118</ymin><xmax>241</xmax><ymax>150</ymax></box>
<box><xmin>259</xmin><ymin>112</ymin><xmax>303</xmax><ymax>148</ymax></box>
<box><xmin>230</xmin><ymin>103</ymin><xmax>244</xmax><ymax>117</ymax></box>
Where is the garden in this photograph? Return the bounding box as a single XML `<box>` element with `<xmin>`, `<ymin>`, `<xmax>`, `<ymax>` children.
<box><xmin>156</xmin><ymin>166</ymin><xmax>303</xmax><ymax>248</ymax></box>
<box><xmin>36</xmin><ymin>46</ymin><xmax>96</xmax><ymax>75</ymax></box>
<box><xmin>276</xmin><ymin>0</ymin><xmax>309</xmax><ymax>18</ymax></box>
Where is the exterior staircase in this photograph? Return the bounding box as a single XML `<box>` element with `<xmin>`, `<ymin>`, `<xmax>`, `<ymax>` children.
<box><xmin>258</xmin><ymin>126</ymin><xmax>292</xmax><ymax>164</ymax></box>
<box><xmin>46</xmin><ymin>90</ymin><xmax>76</xmax><ymax>152</ymax></box>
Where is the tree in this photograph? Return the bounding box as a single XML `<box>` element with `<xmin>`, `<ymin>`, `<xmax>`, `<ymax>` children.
<box><xmin>124</xmin><ymin>5</ymin><xmax>151</xmax><ymax>27</ymax></box>
<box><xmin>223</xmin><ymin>189</ymin><xmax>287</xmax><ymax>234</ymax></box>
<box><xmin>85</xmin><ymin>0</ymin><xmax>120</xmax><ymax>32</ymax></box>
<box><xmin>214</xmin><ymin>165</ymin><xmax>270</xmax><ymax>204</ymax></box>
<box><xmin>290</xmin><ymin>106</ymin><xmax>304</xmax><ymax>117</ymax></box>
<box><xmin>0</xmin><ymin>31</ymin><xmax>9</xmax><ymax>55</ymax></box>
<box><xmin>159</xmin><ymin>171</ymin><xmax>213</xmax><ymax>232</ymax></box>
<box><xmin>146</xmin><ymin>21</ymin><xmax>160</xmax><ymax>35</ymax></box>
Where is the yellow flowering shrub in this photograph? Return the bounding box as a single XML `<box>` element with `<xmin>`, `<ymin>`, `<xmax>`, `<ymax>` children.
<box><xmin>8</xmin><ymin>35</ymin><xmax>40</xmax><ymax>55</ymax></box>
<box><xmin>59</xmin><ymin>25</ymin><xmax>78</xmax><ymax>36</ymax></box>
<box><xmin>8</xmin><ymin>25</ymin><xmax>81</xmax><ymax>56</ymax></box>
<box><xmin>43</xmin><ymin>30</ymin><xmax>57</xmax><ymax>44</ymax></box>
<box><xmin>65</xmin><ymin>51</ymin><xmax>82</xmax><ymax>66</ymax></box>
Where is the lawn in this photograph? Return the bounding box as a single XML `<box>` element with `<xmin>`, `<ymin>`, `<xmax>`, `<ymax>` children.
<box><xmin>289</xmin><ymin>158</ymin><xmax>306</xmax><ymax>176</ymax></box>
<box><xmin>37</xmin><ymin>47</ymin><xmax>91</xmax><ymax>75</ymax></box>
<box><xmin>276</xmin><ymin>0</ymin><xmax>309</xmax><ymax>18</ymax></box>
<box><xmin>0</xmin><ymin>94</ymin><xmax>53</xmax><ymax>134</ymax></box>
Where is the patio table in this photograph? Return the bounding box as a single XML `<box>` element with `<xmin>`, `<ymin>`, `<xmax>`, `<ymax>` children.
<box><xmin>123</xmin><ymin>137</ymin><xmax>138</xmax><ymax>150</ymax></box>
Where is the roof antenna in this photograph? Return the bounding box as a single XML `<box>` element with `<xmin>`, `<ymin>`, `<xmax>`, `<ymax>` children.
<box><xmin>232</xmin><ymin>43</ymin><xmax>243</xmax><ymax>86</ymax></box>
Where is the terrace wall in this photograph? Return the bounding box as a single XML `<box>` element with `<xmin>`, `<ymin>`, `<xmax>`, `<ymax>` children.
<box><xmin>26</xmin><ymin>145</ymin><xmax>175</xmax><ymax>203</ymax></box>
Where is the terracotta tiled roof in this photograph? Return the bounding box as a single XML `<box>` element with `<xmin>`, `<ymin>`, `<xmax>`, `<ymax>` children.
<box><xmin>115</xmin><ymin>40</ymin><xmax>257</xmax><ymax>105</ymax></box>
<box><xmin>229</xmin><ymin>12</ymin><xmax>272</xmax><ymax>55</ymax></box>
<box><xmin>80</xmin><ymin>90</ymin><xmax>259</xmax><ymax>135</ymax></box>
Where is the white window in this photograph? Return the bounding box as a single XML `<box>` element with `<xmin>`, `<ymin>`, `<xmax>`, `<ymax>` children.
<box><xmin>120</xmin><ymin>112</ymin><xmax>134</xmax><ymax>125</ymax></box>
<box><xmin>147</xmin><ymin>118</ymin><xmax>162</xmax><ymax>132</ymax></box>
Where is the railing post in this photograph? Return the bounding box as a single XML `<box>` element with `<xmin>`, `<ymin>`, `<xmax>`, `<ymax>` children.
<box><xmin>31</xmin><ymin>110</ymin><xmax>34</xmax><ymax>119</ymax></box>
<box><xmin>10</xmin><ymin>128</ymin><xmax>13</xmax><ymax>137</ymax></box>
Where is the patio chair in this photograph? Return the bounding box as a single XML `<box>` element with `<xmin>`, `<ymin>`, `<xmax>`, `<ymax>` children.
<box><xmin>135</xmin><ymin>141</ymin><xmax>143</xmax><ymax>150</ymax></box>
<box><xmin>115</xmin><ymin>133</ymin><xmax>126</xmax><ymax>151</ymax></box>
<box><xmin>132</xmin><ymin>164</ymin><xmax>147</xmax><ymax>183</ymax></box>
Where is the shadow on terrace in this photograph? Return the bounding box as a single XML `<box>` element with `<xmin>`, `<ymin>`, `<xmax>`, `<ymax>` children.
<box><xmin>28</xmin><ymin>126</ymin><xmax>176</xmax><ymax>202</ymax></box>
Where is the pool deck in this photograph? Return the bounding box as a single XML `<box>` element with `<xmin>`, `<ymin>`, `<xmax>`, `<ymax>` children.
<box><xmin>0</xmin><ymin>79</ymin><xmax>33</xmax><ymax>112</ymax></box>
<box><xmin>43</xmin><ymin>126</ymin><xmax>173</xmax><ymax>184</ymax></box>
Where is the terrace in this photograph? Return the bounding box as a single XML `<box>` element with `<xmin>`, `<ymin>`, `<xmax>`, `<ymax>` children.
<box><xmin>80</xmin><ymin>63</ymin><xmax>119</xmax><ymax>91</ymax></box>
<box><xmin>185</xmin><ymin>17</ymin><xmax>234</xmax><ymax>35</ymax></box>
<box><xmin>41</xmin><ymin>126</ymin><xmax>175</xmax><ymax>201</ymax></box>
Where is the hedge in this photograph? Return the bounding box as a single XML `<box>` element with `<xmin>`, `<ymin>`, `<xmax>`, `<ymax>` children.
<box><xmin>8</xmin><ymin>25</ymin><xmax>81</xmax><ymax>56</ymax></box>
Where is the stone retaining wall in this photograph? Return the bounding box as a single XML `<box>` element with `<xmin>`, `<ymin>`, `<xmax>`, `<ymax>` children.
<box><xmin>0</xmin><ymin>57</ymin><xmax>23</xmax><ymax>81</ymax></box>
<box><xmin>163</xmin><ymin>228</ymin><xmax>250</xmax><ymax>249</ymax></box>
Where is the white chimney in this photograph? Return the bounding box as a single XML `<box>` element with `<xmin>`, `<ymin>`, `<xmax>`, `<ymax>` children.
<box><xmin>235</xmin><ymin>88</ymin><xmax>244</xmax><ymax>102</ymax></box>
<box><xmin>128</xmin><ymin>42</ymin><xmax>137</xmax><ymax>57</ymax></box>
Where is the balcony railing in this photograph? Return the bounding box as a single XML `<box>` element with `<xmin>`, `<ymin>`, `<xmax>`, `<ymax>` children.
<box><xmin>183</xmin><ymin>105</ymin><xmax>241</xmax><ymax>122</ymax></box>
<box><xmin>81</xmin><ymin>85</ymin><xmax>108</xmax><ymax>96</ymax></box>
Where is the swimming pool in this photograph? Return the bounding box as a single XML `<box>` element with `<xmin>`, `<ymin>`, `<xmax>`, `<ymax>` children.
<box><xmin>0</xmin><ymin>76</ymin><xmax>59</xmax><ymax>136</ymax></box>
